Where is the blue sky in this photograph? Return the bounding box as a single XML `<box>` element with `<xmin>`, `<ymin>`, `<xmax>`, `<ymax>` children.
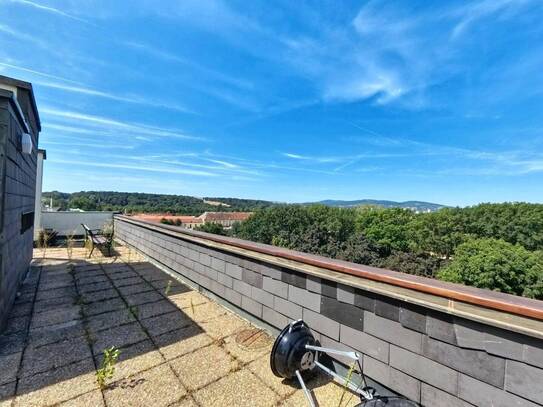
<box><xmin>1</xmin><ymin>0</ymin><xmax>543</xmax><ymax>206</ymax></box>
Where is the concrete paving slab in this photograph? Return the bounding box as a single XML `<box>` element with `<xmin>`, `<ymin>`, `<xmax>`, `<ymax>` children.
<box><xmin>34</xmin><ymin>295</ymin><xmax>75</xmax><ymax>312</ymax></box>
<box><xmin>83</xmin><ymin>297</ymin><xmax>127</xmax><ymax>317</ymax></box>
<box><xmin>30</xmin><ymin>306</ymin><xmax>81</xmax><ymax>329</ymax></box>
<box><xmin>169</xmin><ymin>395</ymin><xmax>198</xmax><ymax>407</ymax></box>
<box><xmin>136</xmin><ymin>299</ymin><xmax>178</xmax><ymax>320</ymax></box>
<box><xmin>0</xmin><ymin>381</ymin><xmax>15</xmax><ymax>406</ymax></box>
<box><xmin>87</xmin><ymin>308</ymin><xmax>136</xmax><ymax>333</ymax></box>
<box><xmin>15</xmin><ymin>358</ymin><xmax>98</xmax><ymax>407</ymax></box>
<box><xmin>199</xmin><ymin>312</ymin><xmax>250</xmax><ymax>340</ymax></box>
<box><xmin>123</xmin><ymin>290</ymin><xmax>164</xmax><ymax>307</ymax></box>
<box><xmin>4</xmin><ymin>315</ymin><xmax>30</xmax><ymax>335</ymax></box>
<box><xmin>248</xmin><ymin>355</ymin><xmax>299</xmax><ymax>397</ymax></box>
<box><xmin>58</xmin><ymin>389</ymin><xmax>104</xmax><ymax>406</ymax></box>
<box><xmin>95</xmin><ymin>340</ymin><xmax>164</xmax><ymax>380</ymax></box>
<box><xmin>20</xmin><ymin>336</ymin><xmax>92</xmax><ymax>378</ymax></box>
<box><xmin>81</xmin><ymin>288</ymin><xmax>120</xmax><ymax>304</ymax></box>
<box><xmin>140</xmin><ymin>311</ymin><xmax>193</xmax><ymax>338</ymax></box>
<box><xmin>168</xmin><ymin>291</ymin><xmax>209</xmax><ymax>310</ymax></box>
<box><xmin>155</xmin><ymin>325</ymin><xmax>213</xmax><ymax>361</ymax></box>
<box><xmin>104</xmin><ymin>364</ymin><xmax>186</xmax><ymax>407</ymax></box>
<box><xmin>0</xmin><ymin>332</ymin><xmax>26</xmax><ymax>356</ymax></box>
<box><xmin>184</xmin><ymin>302</ymin><xmax>227</xmax><ymax>323</ymax></box>
<box><xmin>91</xmin><ymin>322</ymin><xmax>148</xmax><ymax>354</ymax></box>
<box><xmin>28</xmin><ymin>320</ymin><xmax>86</xmax><ymax>347</ymax></box>
<box><xmin>193</xmin><ymin>369</ymin><xmax>278</xmax><ymax>407</ymax></box>
<box><xmin>169</xmin><ymin>344</ymin><xmax>238</xmax><ymax>391</ymax></box>
<box><xmin>77</xmin><ymin>280</ymin><xmax>114</xmax><ymax>294</ymax></box>
<box><xmin>0</xmin><ymin>352</ymin><xmax>21</xmax><ymax>385</ymax></box>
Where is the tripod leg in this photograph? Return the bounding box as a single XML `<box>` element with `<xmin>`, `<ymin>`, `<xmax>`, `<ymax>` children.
<box><xmin>295</xmin><ymin>370</ymin><xmax>316</xmax><ymax>407</ymax></box>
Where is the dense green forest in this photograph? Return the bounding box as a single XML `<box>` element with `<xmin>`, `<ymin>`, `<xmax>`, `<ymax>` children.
<box><xmin>231</xmin><ymin>203</ymin><xmax>543</xmax><ymax>299</ymax></box>
<box><xmin>42</xmin><ymin>191</ymin><xmax>275</xmax><ymax>215</ymax></box>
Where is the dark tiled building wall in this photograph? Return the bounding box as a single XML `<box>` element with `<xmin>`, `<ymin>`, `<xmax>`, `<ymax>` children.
<box><xmin>0</xmin><ymin>95</ymin><xmax>38</xmax><ymax>332</ymax></box>
<box><xmin>115</xmin><ymin>219</ymin><xmax>543</xmax><ymax>406</ymax></box>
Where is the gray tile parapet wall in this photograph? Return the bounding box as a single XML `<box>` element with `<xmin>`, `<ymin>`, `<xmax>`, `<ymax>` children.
<box><xmin>114</xmin><ymin>216</ymin><xmax>543</xmax><ymax>406</ymax></box>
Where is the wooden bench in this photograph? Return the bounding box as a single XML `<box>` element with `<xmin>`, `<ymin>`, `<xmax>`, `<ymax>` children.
<box><xmin>82</xmin><ymin>224</ymin><xmax>112</xmax><ymax>258</ymax></box>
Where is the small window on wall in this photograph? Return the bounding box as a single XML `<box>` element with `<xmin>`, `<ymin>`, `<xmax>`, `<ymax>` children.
<box><xmin>21</xmin><ymin>212</ymin><xmax>34</xmax><ymax>234</ymax></box>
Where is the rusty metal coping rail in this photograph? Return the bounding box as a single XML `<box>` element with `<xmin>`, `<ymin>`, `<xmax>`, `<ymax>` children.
<box><xmin>114</xmin><ymin>215</ymin><xmax>543</xmax><ymax>338</ymax></box>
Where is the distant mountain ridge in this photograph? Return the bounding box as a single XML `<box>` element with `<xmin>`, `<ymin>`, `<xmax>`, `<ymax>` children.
<box><xmin>312</xmin><ymin>199</ymin><xmax>447</xmax><ymax>212</ymax></box>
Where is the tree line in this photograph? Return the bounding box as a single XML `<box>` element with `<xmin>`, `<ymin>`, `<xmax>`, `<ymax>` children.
<box><xmin>230</xmin><ymin>203</ymin><xmax>543</xmax><ymax>299</ymax></box>
<box><xmin>42</xmin><ymin>191</ymin><xmax>275</xmax><ymax>215</ymax></box>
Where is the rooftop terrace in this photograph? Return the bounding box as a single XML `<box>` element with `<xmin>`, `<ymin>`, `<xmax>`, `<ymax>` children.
<box><xmin>0</xmin><ymin>244</ymin><xmax>360</xmax><ymax>407</ymax></box>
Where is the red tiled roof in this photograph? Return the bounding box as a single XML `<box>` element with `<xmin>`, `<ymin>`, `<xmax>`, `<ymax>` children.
<box><xmin>132</xmin><ymin>214</ymin><xmax>203</xmax><ymax>224</ymax></box>
<box><xmin>199</xmin><ymin>212</ymin><xmax>253</xmax><ymax>221</ymax></box>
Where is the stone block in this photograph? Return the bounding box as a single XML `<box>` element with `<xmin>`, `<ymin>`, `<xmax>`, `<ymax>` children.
<box><xmin>354</xmin><ymin>289</ymin><xmax>375</xmax><ymax>311</ymax></box>
<box><xmin>273</xmin><ymin>296</ymin><xmax>302</xmax><ymax>320</ymax></box>
<box><xmin>302</xmin><ymin>308</ymin><xmax>339</xmax><ymax>340</ymax></box>
<box><xmin>262</xmin><ymin>276</ymin><xmax>288</xmax><ymax>299</ymax></box>
<box><xmin>505</xmin><ymin>360</ymin><xmax>543</xmax><ymax>404</ymax></box>
<box><xmin>458</xmin><ymin>373</ymin><xmax>539</xmax><ymax>407</ymax></box>
<box><xmin>233</xmin><ymin>280</ymin><xmax>252</xmax><ymax>297</ymax></box>
<box><xmin>223</xmin><ymin>287</ymin><xmax>242</xmax><ymax>307</ymax></box>
<box><xmin>306</xmin><ymin>275</ymin><xmax>321</xmax><ymax>294</ymax></box>
<box><xmin>422</xmin><ymin>336</ymin><xmax>505</xmax><ymax>388</ymax></box>
<box><xmin>258</xmin><ymin>263</ymin><xmax>282</xmax><ymax>280</ymax></box>
<box><xmin>374</xmin><ymin>295</ymin><xmax>400</xmax><ymax>321</ymax></box>
<box><xmin>241</xmin><ymin>296</ymin><xmax>263</xmax><ymax>318</ymax></box>
<box><xmin>399</xmin><ymin>303</ymin><xmax>427</xmax><ymax>334</ymax></box>
<box><xmin>281</xmin><ymin>269</ymin><xmax>306</xmax><ymax>289</ymax></box>
<box><xmin>337</xmin><ymin>284</ymin><xmax>355</xmax><ymax>304</ymax></box>
<box><xmin>427</xmin><ymin>312</ymin><xmax>457</xmax><ymax>345</ymax></box>
<box><xmin>262</xmin><ymin>306</ymin><xmax>289</xmax><ymax>329</ymax></box>
<box><xmin>242</xmin><ymin>268</ymin><xmax>262</xmax><ymax>288</ymax></box>
<box><xmin>217</xmin><ymin>272</ymin><xmax>233</xmax><ymax>288</ymax></box>
<box><xmin>211</xmin><ymin>257</ymin><xmax>226</xmax><ymax>273</ymax></box>
<box><xmin>320</xmin><ymin>280</ymin><xmax>337</xmax><ymax>298</ymax></box>
<box><xmin>225</xmin><ymin>262</ymin><xmax>242</xmax><ymax>280</ymax></box>
<box><xmin>320</xmin><ymin>296</ymin><xmax>363</xmax><ymax>331</ymax></box>
<box><xmin>250</xmin><ymin>286</ymin><xmax>274</xmax><ymax>308</ymax></box>
<box><xmin>288</xmin><ymin>285</ymin><xmax>320</xmax><ymax>312</ymax></box>
<box><xmin>421</xmin><ymin>383</ymin><xmax>473</xmax><ymax>407</ymax></box>
<box><xmin>524</xmin><ymin>341</ymin><xmax>543</xmax><ymax>369</ymax></box>
<box><xmin>390</xmin><ymin>345</ymin><xmax>458</xmax><ymax>395</ymax></box>
<box><xmin>364</xmin><ymin>311</ymin><xmax>422</xmax><ymax>353</ymax></box>
<box><xmin>389</xmin><ymin>367</ymin><xmax>421</xmax><ymax>403</ymax></box>
<box><xmin>340</xmin><ymin>324</ymin><xmax>389</xmax><ymax>363</ymax></box>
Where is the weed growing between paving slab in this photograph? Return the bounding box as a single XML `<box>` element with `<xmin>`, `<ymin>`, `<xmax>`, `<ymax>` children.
<box><xmin>165</xmin><ymin>280</ymin><xmax>173</xmax><ymax>295</ymax></box>
<box><xmin>66</xmin><ymin>231</ymin><xmax>76</xmax><ymax>261</ymax></box>
<box><xmin>96</xmin><ymin>346</ymin><xmax>121</xmax><ymax>389</ymax></box>
<box><xmin>129</xmin><ymin>305</ymin><xmax>139</xmax><ymax>319</ymax></box>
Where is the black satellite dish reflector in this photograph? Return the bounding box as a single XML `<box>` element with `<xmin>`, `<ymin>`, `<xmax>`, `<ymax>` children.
<box><xmin>270</xmin><ymin>320</ymin><xmax>420</xmax><ymax>407</ymax></box>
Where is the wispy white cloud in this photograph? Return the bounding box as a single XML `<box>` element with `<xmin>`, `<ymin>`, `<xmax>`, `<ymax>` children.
<box><xmin>41</xmin><ymin>107</ymin><xmax>201</xmax><ymax>140</ymax></box>
<box><xmin>204</xmin><ymin>159</ymin><xmax>239</xmax><ymax>169</ymax></box>
<box><xmin>36</xmin><ymin>81</ymin><xmax>194</xmax><ymax>114</ymax></box>
<box><xmin>43</xmin><ymin>139</ymin><xmax>136</xmax><ymax>150</ymax></box>
<box><xmin>0</xmin><ymin>23</ymin><xmax>48</xmax><ymax>48</ymax></box>
<box><xmin>0</xmin><ymin>62</ymin><xmax>82</xmax><ymax>84</ymax></box>
<box><xmin>48</xmin><ymin>159</ymin><xmax>219</xmax><ymax>177</ymax></box>
<box><xmin>3</xmin><ymin>0</ymin><xmax>89</xmax><ymax>23</ymax></box>
<box><xmin>124</xmin><ymin>42</ymin><xmax>253</xmax><ymax>91</ymax></box>
<box><xmin>450</xmin><ymin>0</ymin><xmax>536</xmax><ymax>39</ymax></box>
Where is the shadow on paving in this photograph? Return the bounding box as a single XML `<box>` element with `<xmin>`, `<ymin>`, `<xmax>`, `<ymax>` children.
<box><xmin>0</xmin><ymin>246</ymin><xmax>340</xmax><ymax>407</ymax></box>
<box><xmin>0</xmin><ymin>256</ymin><xmax>209</xmax><ymax>404</ymax></box>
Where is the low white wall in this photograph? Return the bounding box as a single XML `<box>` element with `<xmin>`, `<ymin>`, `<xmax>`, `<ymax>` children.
<box><xmin>41</xmin><ymin>211</ymin><xmax>116</xmax><ymax>236</ymax></box>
